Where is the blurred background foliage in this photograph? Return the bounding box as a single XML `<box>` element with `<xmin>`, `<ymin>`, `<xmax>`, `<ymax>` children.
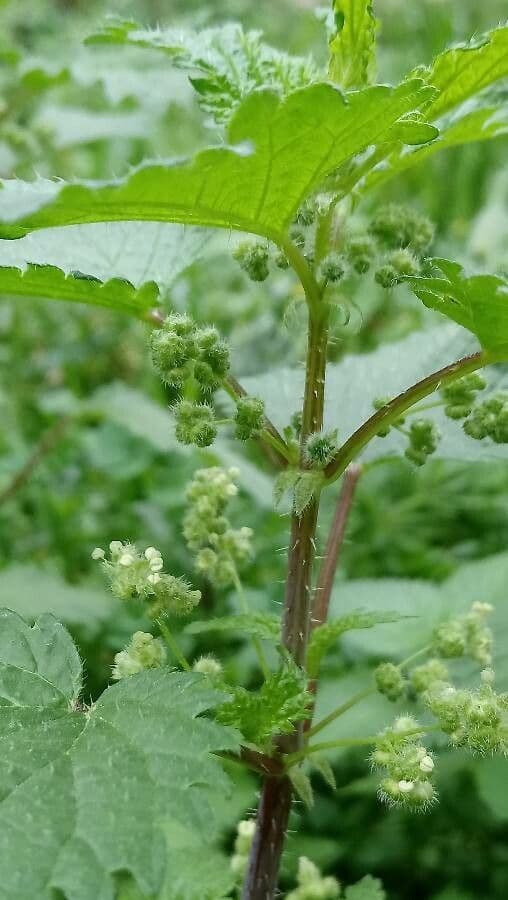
<box><xmin>0</xmin><ymin>0</ymin><xmax>507</xmax><ymax>897</ymax></box>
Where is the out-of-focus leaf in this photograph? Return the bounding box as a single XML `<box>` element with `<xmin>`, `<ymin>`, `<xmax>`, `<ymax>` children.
<box><xmin>87</xmin><ymin>21</ymin><xmax>319</xmax><ymax>124</ymax></box>
<box><xmin>328</xmin><ymin>1</ymin><xmax>377</xmax><ymax>88</ymax></box>
<box><xmin>186</xmin><ymin>612</ymin><xmax>280</xmax><ymax>641</ymax></box>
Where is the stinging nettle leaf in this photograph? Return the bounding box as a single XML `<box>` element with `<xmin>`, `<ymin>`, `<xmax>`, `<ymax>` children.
<box><xmin>0</xmin><ymin>610</ymin><xmax>238</xmax><ymax>900</ymax></box>
<box><xmin>307</xmin><ymin>610</ymin><xmax>406</xmax><ymax>677</ymax></box>
<box><xmin>328</xmin><ymin>0</ymin><xmax>377</xmax><ymax>89</ymax></box>
<box><xmin>87</xmin><ymin>20</ymin><xmax>320</xmax><ymax>125</ymax></box>
<box><xmin>405</xmin><ymin>259</ymin><xmax>508</xmax><ymax>353</ymax></box>
<box><xmin>186</xmin><ymin>612</ymin><xmax>280</xmax><ymax>642</ymax></box>
<box><xmin>0</xmin><ymin>262</ymin><xmax>158</xmax><ymax>316</ymax></box>
<box><xmin>0</xmin><ymin>80</ymin><xmax>435</xmax><ymax>242</ymax></box>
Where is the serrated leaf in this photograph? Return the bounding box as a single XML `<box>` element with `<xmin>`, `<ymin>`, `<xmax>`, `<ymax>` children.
<box><xmin>307</xmin><ymin>611</ymin><xmax>406</xmax><ymax>677</ymax></box>
<box><xmin>293</xmin><ymin>470</ymin><xmax>324</xmax><ymax>516</ymax></box>
<box><xmin>0</xmin><ymin>221</ymin><xmax>211</xmax><ymax>290</ymax></box>
<box><xmin>0</xmin><ymin>263</ymin><xmax>158</xmax><ymax>316</ymax></box>
<box><xmin>288</xmin><ymin>767</ymin><xmax>314</xmax><ymax>808</ymax></box>
<box><xmin>217</xmin><ymin>660</ymin><xmax>310</xmax><ymax>748</ymax></box>
<box><xmin>274</xmin><ymin>468</ymin><xmax>299</xmax><ymax>507</ymax></box>
<box><xmin>328</xmin><ymin>1</ymin><xmax>377</xmax><ymax>89</ymax></box>
<box><xmin>0</xmin><ymin>80</ymin><xmax>435</xmax><ymax>241</ymax></box>
<box><xmin>405</xmin><ymin>260</ymin><xmax>508</xmax><ymax>353</ymax></box>
<box><xmin>417</xmin><ymin>24</ymin><xmax>508</xmax><ymax>121</ymax></box>
<box><xmin>87</xmin><ymin>21</ymin><xmax>319</xmax><ymax>125</ymax></box>
<box><xmin>243</xmin><ymin>325</ymin><xmax>508</xmax><ymax>465</ymax></box>
<box><xmin>186</xmin><ymin>612</ymin><xmax>280</xmax><ymax>641</ymax></box>
<box><xmin>344</xmin><ymin>875</ymin><xmax>386</xmax><ymax>900</ymax></box>
<box><xmin>0</xmin><ymin>610</ymin><xmax>238</xmax><ymax>900</ymax></box>
<box><xmin>312</xmin><ymin>755</ymin><xmax>336</xmax><ymax>790</ymax></box>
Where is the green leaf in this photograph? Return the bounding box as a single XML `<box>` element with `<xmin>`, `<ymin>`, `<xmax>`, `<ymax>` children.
<box><xmin>217</xmin><ymin>660</ymin><xmax>310</xmax><ymax>748</ymax></box>
<box><xmin>87</xmin><ymin>21</ymin><xmax>319</xmax><ymax>125</ymax></box>
<box><xmin>0</xmin><ymin>81</ymin><xmax>435</xmax><ymax>241</ymax></box>
<box><xmin>0</xmin><ymin>221</ymin><xmax>212</xmax><ymax>290</ymax></box>
<box><xmin>0</xmin><ymin>565</ymin><xmax>113</xmax><ymax>634</ymax></box>
<box><xmin>243</xmin><ymin>325</ymin><xmax>508</xmax><ymax>466</ymax></box>
<box><xmin>405</xmin><ymin>260</ymin><xmax>508</xmax><ymax>352</ymax></box>
<box><xmin>0</xmin><ymin>263</ymin><xmax>158</xmax><ymax>316</ymax></box>
<box><xmin>294</xmin><ymin>470</ymin><xmax>324</xmax><ymax>516</ymax></box>
<box><xmin>417</xmin><ymin>24</ymin><xmax>508</xmax><ymax>121</ymax></box>
<box><xmin>311</xmin><ymin>755</ymin><xmax>336</xmax><ymax>790</ymax></box>
<box><xmin>307</xmin><ymin>611</ymin><xmax>406</xmax><ymax>677</ymax></box>
<box><xmin>186</xmin><ymin>612</ymin><xmax>280</xmax><ymax>641</ymax></box>
<box><xmin>474</xmin><ymin>757</ymin><xmax>508</xmax><ymax>820</ymax></box>
<box><xmin>344</xmin><ymin>875</ymin><xmax>386</xmax><ymax>900</ymax></box>
<box><xmin>0</xmin><ymin>610</ymin><xmax>238</xmax><ymax>900</ymax></box>
<box><xmin>328</xmin><ymin>1</ymin><xmax>377</xmax><ymax>89</ymax></box>
<box><xmin>288</xmin><ymin>766</ymin><xmax>314</xmax><ymax>808</ymax></box>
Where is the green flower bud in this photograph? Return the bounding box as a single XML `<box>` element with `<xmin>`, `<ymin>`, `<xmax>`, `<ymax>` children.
<box><xmin>234</xmin><ymin>396</ymin><xmax>265</xmax><ymax>440</ymax></box>
<box><xmin>149</xmin><ymin>573</ymin><xmax>201</xmax><ymax>618</ymax></box>
<box><xmin>373</xmin><ymin>718</ymin><xmax>437</xmax><ymax>811</ymax></box>
<box><xmin>193</xmin><ymin>654</ymin><xmax>223</xmax><ymax>678</ymax></box>
<box><xmin>345</xmin><ymin>233</ymin><xmax>376</xmax><ymax>274</ymax></box>
<box><xmin>289</xmin><ymin>227</ymin><xmax>306</xmax><ymax>249</ymax></box>
<box><xmin>317</xmin><ymin>252</ymin><xmax>346</xmax><ymax>283</ymax></box>
<box><xmin>112</xmin><ymin>631</ymin><xmax>167</xmax><ymax>680</ymax></box>
<box><xmin>405</xmin><ymin>418</ymin><xmax>440</xmax><ymax>466</ymax></box>
<box><xmin>375</xmin><ymin>264</ymin><xmax>399</xmax><ymax>289</ymax></box>
<box><xmin>388</xmin><ymin>248</ymin><xmax>421</xmax><ymax>277</ymax></box>
<box><xmin>286</xmin><ymin>856</ymin><xmax>340</xmax><ymax>900</ymax></box>
<box><xmin>411</xmin><ymin>659</ymin><xmax>449</xmax><ymax>694</ymax></box>
<box><xmin>375</xmin><ymin>662</ymin><xmax>406</xmax><ymax>702</ymax></box>
<box><xmin>196</xmin><ymin>327</ymin><xmax>230</xmax><ymax>377</ymax></box>
<box><xmin>369</xmin><ymin>204</ymin><xmax>434</xmax><ymax>255</ymax></box>
<box><xmin>441</xmin><ymin>374</ymin><xmax>486</xmax><ymax>420</ymax></box>
<box><xmin>175</xmin><ymin>400</ymin><xmax>217</xmax><ymax>448</ymax></box>
<box><xmin>304</xmin><ymin>429</ymin><xmax>338</xmax><ymax>468</ymax></box>
<box><xmin>295</xmin><ymin>202</ymin><xmax>316</xmax><ymax>227</ymax></box>
<box><xmin>233</xmin><ymin>241</ymin><xmax>270</xmax><ymax>281</ymax></box>
<box><xmin>275</xmin><ymin>251</ymin><xmax>290</xmax><ymax>269</ymax></box>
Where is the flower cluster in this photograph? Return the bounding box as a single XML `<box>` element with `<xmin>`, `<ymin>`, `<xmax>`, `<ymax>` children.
<box><xmin>369</xmin><ymin>203</ymin><xmax>434</xmax><ymax>256</ymax></box>
<box><xmin>375</xmin><ymin>661</ymin><xmax>406</xmax><ymax>702</ymax></box>
<box><xmin>234</xmin><ymin>396</ymin><xmax>265</xmax><ymax>440</ymax></box>
<box><xmin>91</xmin><ymin>541</ymin><xmax>201</xmax><ymax>618</ymax></box>
<box><xmin>286</xmin><ymin>856</ymin><xmax>340</xmax><ymax>900</ymax></box>
<box><xmin>112</xmin><ymin>631</ymin><xmax>167</xmax><ymax>680</ymax></box>
<box><xmin>372</xmin><ymin>716</ymin><xmax>437</xmax><ymax>810</ymax></box>
<box><xmin>233</xmin><ymin>241</ymin><xmax>271</xmax><ymax>281</ymax></box>
<box><xmin>410</xmin><ymin>658</ymin><xmax>449</xmax><ymax>695</ymax></box>
<box><xmin>441</xmin><ymin>373</ymin><xmax>486</xmax><ymax>420</ymax></box>
<box><xmin>192</xmin><ymin>654</ymin><xmax>223</xmax><ymax>678</ymax></box>
<box><xmin>230</xmin><ymin>819</ymin><xmax>256</xmax><ymax>880</ymax></box>
<box><xmin>183</xmin><ymin>467</ymin><xmax>253</xmax><ymax>587</ymax></box>
<box><xmin>433</xmin><ymin>601</ymin><xmax>494</xmax><ymax>665</ymax></box>
<box><xmin>304</xmin><ymin>429</ymin><xmax>339</xmax><ymax>468</ymax></box>
<box><xmin>405</xmin><ymin>418</ymin><xmax>440</xmax><ymax>467</ymax></box>
<box><xmin>424</xmin><ymin>674</ymin><xmax>508</xmax><ymax>755</ymax></box>
<box><xmin>150</xmin><ymin>313</ymin><xmax>230</xmax><ymax>447</ymax></box>
<box><xmin>463</xmin><ymin>391</ymin><xmax>508</xmax><ymax>443</ymax></box>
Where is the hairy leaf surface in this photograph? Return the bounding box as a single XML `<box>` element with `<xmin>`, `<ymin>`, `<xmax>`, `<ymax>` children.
<box><xmin>0</xmin><ymin>222</ymin><xmax>211</xmax><ymax>290</ymax></box>
<box><xmin>0</xmin><ymin>81</ymin><xmax>435</xmax><ymax>241</ymax></box>
<box><xmin>0</xmin><ymin>611</ymin><xmax>237</xmax><ymax>900</ymax></box>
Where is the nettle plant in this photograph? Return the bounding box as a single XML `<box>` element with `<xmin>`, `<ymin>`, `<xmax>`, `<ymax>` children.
<box><xmin>1</xmin><ymin>2</ymin><xmax>508</xmax><ymax>899</ymax></box>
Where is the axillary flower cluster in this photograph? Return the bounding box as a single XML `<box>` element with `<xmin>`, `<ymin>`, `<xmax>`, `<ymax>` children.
<box><xmin>91</xmin><ymin>540</ymin><xmax>201</xmax><ymax>618</ymax></box>
<box><xmin>372</xmin><ymin>601</ymin><xmax>508</xmax><ymax>810</ymax></box>
<box><xmin>183</xmin><ymin>466</ymin><xmax>253</xmax><ymax>587</ymax></box>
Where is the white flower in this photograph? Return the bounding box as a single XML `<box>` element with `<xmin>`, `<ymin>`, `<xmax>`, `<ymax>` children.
<box><xmin>419</xmin><ymin>755</ymin><xmax>434</xmax><ymax>774</ymax></box>
<box><xmin>119</xmin><ymin>553</ymin><xmax>135</xmax><ymax>567</ymax></box>
<box><xmin>147</xmin><ymin>573</ymin><xmax>161</xmax><ymax>586</ymax></box>
<box><xmin>149</xmin><ymin>558</ymin><xmax>164</xmax><ymax>573</ymax></box>
<box><xmin>91</xmin><ymin>547</ymin><xmax>105</xmax><ymax>560</ymax></box>
<box><xmin>398</xmin><ymin>780</ymin><xmax>414</xmax><ymax>793</ymax></box>
<box><xmin>144</xmin><ymin>546</ymin><xmax>161</xmax><ymax>561</ymax></box>
<box><xmin>109</xmin><ymin>540</ymin><xmax>123</xmax><ymax>553</ymax></box>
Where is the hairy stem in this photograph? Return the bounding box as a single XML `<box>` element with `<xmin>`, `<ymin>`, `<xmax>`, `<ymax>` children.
<box><xmin>325</xmin><ymin>350</ymin><xmax>493</xmax><ymax>481</ymax></box>
<box><xmin>242</xmin><ymin>302</ymin><xmax>328</xmax><ymax>900</ymax></box>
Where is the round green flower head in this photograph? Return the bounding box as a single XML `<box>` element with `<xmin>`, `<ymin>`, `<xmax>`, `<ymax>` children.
<box><xmin>233</xmin><ymin>241</ymin><xmax>271</xmax><ymax>281</ymax></box>
<box><xmin>234</xmin><ymin>396</ymin><xmax>265</xmax><ymax>440</ymax></box>
<box><xmin>112</xmin><ymin>631</ymin><xmax>166</xmax><ymax>680</ymax></box>
<box><xmin>375</xmin><ymin>662</ymin><xmax>407</xmax><ymax>702</ymax></box>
